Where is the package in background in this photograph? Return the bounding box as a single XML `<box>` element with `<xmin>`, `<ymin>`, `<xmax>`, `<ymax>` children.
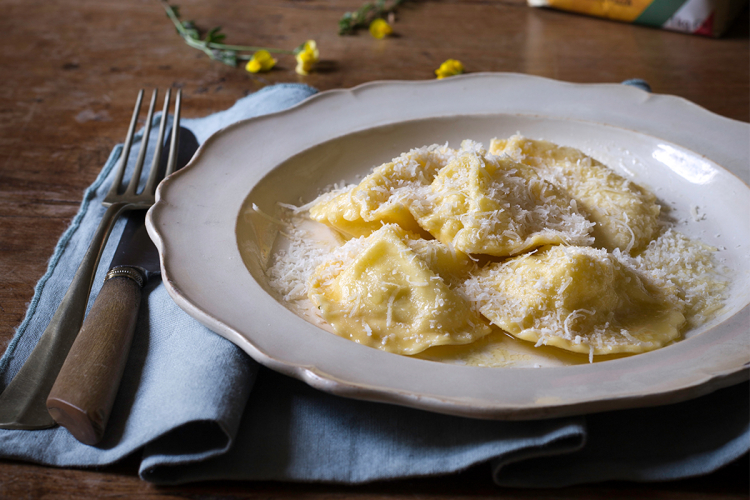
<box><xmin>528</xmin><ymin>0</ymin><xmax>748</xmax><ymax>36</ymax></box>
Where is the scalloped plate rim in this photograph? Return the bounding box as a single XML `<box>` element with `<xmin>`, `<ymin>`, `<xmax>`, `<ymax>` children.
<box><xmin>146</xmin><ymin>73</ymin><xmax>750</xmax><ymax>420</ymax></box>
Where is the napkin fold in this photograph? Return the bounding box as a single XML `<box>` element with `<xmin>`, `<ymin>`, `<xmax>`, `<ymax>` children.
<box><xmin>1</xmin><ymin>82</ymin><xmax>747</xmax><ymax>486</ymax></box>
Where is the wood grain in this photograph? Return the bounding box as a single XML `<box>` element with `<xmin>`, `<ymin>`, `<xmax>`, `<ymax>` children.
<box><xmin>47</xmin><ymin>273</ymin><xmax>143</xmax><ymax>445</ymax></box>
<box><xmin>0</xmin><ymin>454</ymin><xmax>747</xmax><ymax>499</ymax></box>
<box><xmin>0</xmin><ymin>0</ymin><xmax>747</xmax><ymax>497</ymax></box>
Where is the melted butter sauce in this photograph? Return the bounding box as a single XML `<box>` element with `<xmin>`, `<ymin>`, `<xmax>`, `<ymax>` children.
<box><xmin>416</xmin><ymin>328</ymin><xmax>634</xmax><ymax>367</ymax></box>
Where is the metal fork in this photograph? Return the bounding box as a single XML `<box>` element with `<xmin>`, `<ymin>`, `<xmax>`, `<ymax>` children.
<box><xmin>0</xmin><ymin>88</ymin><xmax>181</xmax><ymax>429</ymax></box>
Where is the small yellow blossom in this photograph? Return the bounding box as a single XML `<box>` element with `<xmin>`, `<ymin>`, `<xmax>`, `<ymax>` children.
<box><xmin>245</xmin><ymin>50</ymin><xmax>277</xmax><ymax>73</ymax></box>
<box><xmin>369</xmin><ymin>18</ymin><xmax>393</xmax><ymax>39</ymax></box>
<box><xmin>435</xmin><ymin>59</ymin><xmax>464</xmax><ymax>79</ymax></box>
<box><xmin>295</xmin><ymin>40</ymin><xmax>320</xmax><ymax>76</ymax></box>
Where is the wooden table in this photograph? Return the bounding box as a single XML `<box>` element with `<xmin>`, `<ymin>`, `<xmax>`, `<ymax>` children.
<box><xmin>1</xmin><ymin>0</ymin><xmax>748</xmax><ymax>498</ymax></box>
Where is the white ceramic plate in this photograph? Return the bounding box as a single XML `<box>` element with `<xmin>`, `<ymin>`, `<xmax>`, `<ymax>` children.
<box><xmin>147</xmin><ymin>74</ymin><xmax>750</xmax><ymax>419</ymax></box>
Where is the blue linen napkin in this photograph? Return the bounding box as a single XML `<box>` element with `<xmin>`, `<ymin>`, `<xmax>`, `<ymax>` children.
<box><xmin>0</xmin><ymin>82</ymin><xmax>747</xmax><ymax>486</ymax></box>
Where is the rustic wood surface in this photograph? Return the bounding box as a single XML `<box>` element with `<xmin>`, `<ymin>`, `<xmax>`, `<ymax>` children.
<box><xmin>0</xmin><ymin>0</ymin><xmax>748</xmax><ymax>498</ymax></box>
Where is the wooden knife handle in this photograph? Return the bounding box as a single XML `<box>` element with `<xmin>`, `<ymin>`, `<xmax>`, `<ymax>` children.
<box><xmin>46</xmin><ymin>266</ymin><xmax>145</xmax><ymax>445</ymax></box>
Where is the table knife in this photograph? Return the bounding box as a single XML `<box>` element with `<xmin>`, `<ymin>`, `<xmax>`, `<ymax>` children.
<box><xmin>45</xmin><ymin>127</ymin><xmax>199</xmax><ymax>445</ymax></box>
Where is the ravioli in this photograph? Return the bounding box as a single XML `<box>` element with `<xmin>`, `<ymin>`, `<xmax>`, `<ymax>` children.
<box><xmin>408</xmin><ymin>145</ymin><xmax>594</xmax><ymax>257</ymax></box>
<box><xmin>264</xmin><ymin>136</ymin><xmax>726</xmax><ymax>363</ymax></box>
<box><xmin>464</xmin><ymin>245</ymin><xmax>686</xmax><ymax>357</ymax></box>
<box><xmin>489</xmin><ymin>135</ymin><xmax>660</xmax><ymax>254</ymax></box>
<box><xmin>309</xmin><ymin>144</ymin><xmax>456</xmax><ymax>238</ymax></box>
<box><xmin>308</xmin><ymin>225</ymin><xmax>491</xmax><ymax>355</ymax></box>
<box><xmin>405</xmin><ymin>237</ymin><xmax>475</xmax><ymax>286</ymax></box>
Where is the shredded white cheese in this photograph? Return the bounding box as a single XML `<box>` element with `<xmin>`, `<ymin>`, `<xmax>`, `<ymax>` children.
<box><xmin>261</xmin><ymin>137</ymin><xmax>731</xmax><ymax>365</ymax></box>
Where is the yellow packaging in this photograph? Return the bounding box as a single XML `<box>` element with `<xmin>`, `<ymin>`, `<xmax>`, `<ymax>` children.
<box><xmin>528</xmin><ymin>0</ymin><xmax>748</xmax><ymax>36</ymax></box>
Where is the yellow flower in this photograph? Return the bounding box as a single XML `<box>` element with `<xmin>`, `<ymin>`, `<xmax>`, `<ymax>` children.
<box><xmin>369</xmin><ymin>18</ymin><xmax>393</xmax><ymax>39</ymax></box>
<box><xmin>295</xmin><ymin>40</ymin><xmax>320</xmax><ymax>76</ymax></box>
<box><xmin>245</xmin><ymin>50</ymin><xmax>277</xmax><ymax>73</ymax></box>
<box><xmin>435</xmin><ymin>59</ymin><xmax>464</xmax><ymax>79</ymax></box>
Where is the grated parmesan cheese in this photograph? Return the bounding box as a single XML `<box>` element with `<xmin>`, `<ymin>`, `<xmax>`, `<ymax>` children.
<box><xmin>261</xmin><ymin>137</ymin><xmax>731</xmax><ymax>364</ymax></box>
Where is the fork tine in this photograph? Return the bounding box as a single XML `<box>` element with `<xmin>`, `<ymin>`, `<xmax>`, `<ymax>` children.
<box><xmin>125</xmin><ymin>89</ymin><xmax>158</xmax><ymax>195</ymax></box>
<box><xmin>143</xmin><ymin>89</ymin><xmax>171</xmax><ymax>195</ymax></box>
<box><xmin>0</xmin><ymin>89</ymin><xmax>187</xmax><ymax>433</ymax></box>
<box><xmin>107</xmin><ymin>89</ymin><xmax>144</xmax><ymax>199</ymax></box>
<box><xmin>164</xmin><ymin>88</ymin><xmax>182</xmax><ymax>178</ymax></box>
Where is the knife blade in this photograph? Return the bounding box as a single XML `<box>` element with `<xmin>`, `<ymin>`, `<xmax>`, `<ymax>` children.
<box><xmin>45</xmin><ymin>127</ymin><xmax>199</xmax><ymax>445</ymax></box>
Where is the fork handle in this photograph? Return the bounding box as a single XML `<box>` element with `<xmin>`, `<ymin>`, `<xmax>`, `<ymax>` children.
<box><xmin>47</xmin><ymin>267</ymin><xmax>145</xmax><ymax>445</ymax></box>
<box><xmin>0</xmin><ymin>202</ymin><xmax>130</xmax><ymax>430</ymax></box>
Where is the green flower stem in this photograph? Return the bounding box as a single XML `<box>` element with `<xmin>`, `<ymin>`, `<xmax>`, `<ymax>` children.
<box><xmin>182</xmin><ymin>37</ymin><xmax>215</xmax><ymax>57</ymax></box>
<box><xmin>206</xmin><ymin>43</ymin><xmax>293</xmax><ymax>54</ymax></box>
<box><xmin>162</xmin><ymin>0</ymin><xmax>182</xmax><ymax>27</ymax></box>
<box><xmin>339</xmin><ymin>0</ymin><xmax>406</xmax><ymax>35</ymax></box>
<box><xmin>161</xmin><ymin>1</ymin><xmax>295</xmax><ymax>67</ymax></box>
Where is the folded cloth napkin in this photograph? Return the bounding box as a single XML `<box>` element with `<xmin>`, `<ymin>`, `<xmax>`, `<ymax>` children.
<box><xmin>1</xmin><ymin>82</ymin><xmax>747</xmax><ymax>486</ymax></box>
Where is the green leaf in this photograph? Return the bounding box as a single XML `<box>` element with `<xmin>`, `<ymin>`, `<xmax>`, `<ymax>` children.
<box><xmin>205</xmin><ymin>26</ymin><xmax>226</xmax><ymax>44</ymax></box>
<box><xmin>181</xmin><ymin>20</ymin><xmax>199</xmax><ymax>40</ymax></box>
<box><xmin>213</xmin><ymin>49</ymin><xmax>238</xmax><ymax>66</ymax></box>
<box><xmin>293</xmin><ymin>40</ymin><xmax>309</xmax><ymax>55</ymax></box>
<box><xmin>337</xmin><ymin>0</ymin><xmax>406</xmax><ymax>36</ymax></box>
<box><xmin>339</xmin><ymin>12</ymin><xmax>356</xmax><ymax>35</ymax></box>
